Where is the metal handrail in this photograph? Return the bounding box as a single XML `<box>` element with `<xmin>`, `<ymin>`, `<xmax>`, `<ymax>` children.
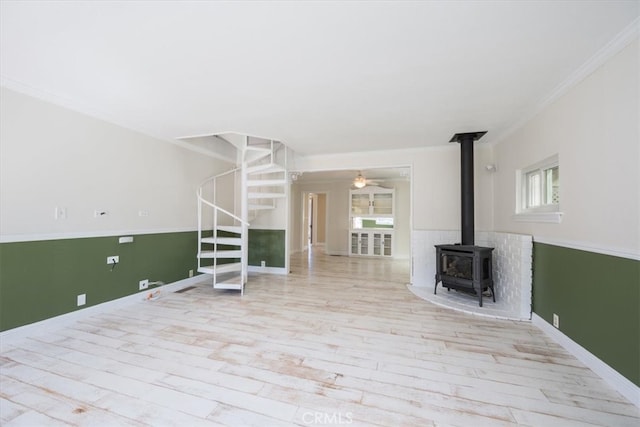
<box><xmin>198</xmin><ymin>166</ymin><xmax>240</xmax><ymax>189</ymax></box>
<box><xmin>196</xmin><ymin>191</ymin><xmax>249</xmax><ymax>226</ymax></box>
<box><xmin>199</xmin><ymin>167</ymin><xmax>241</xmax><ymax>206</ymax></box>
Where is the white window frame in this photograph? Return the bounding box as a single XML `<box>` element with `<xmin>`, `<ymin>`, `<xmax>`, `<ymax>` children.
<box><xmin>514</xmin><ymin>154</ymin><xmax>563</xmax><ymax>223</ymax></box>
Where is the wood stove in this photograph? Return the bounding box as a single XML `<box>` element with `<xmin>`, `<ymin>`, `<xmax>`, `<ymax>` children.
<box><xmin>435</xmin><ymin>244</ymin><xmax>494</xmax><ymax>306</ymax></box>
<box><xmin>434</xmin><ymin>131</ymin><xmax>495</xmax><ymax>306</ymax></box>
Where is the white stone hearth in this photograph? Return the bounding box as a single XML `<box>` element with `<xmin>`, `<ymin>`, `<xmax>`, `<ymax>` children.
<box><xmin>411</xmin><ymin>230</ymin><xmax>532</xmax><ymax>321</ymax></box>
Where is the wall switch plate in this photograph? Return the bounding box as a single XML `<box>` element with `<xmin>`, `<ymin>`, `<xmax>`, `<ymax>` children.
<box><xmin>553</xmin><ymin>313</ymin><xmax>560</xmax><ymax>328</ymax></box>
<box><xmin>138</xmin><ymin>210</ymin><xmax>149</xmax><ymax>217</ymax></box>
<box><xmin>77</xmin><ymin>294</ymin><xmax>86</xmax><ymax>306</ymax></box>
<box><xmin>261</xmin><ymin>260</ymin><xmax>266</xmax><ymax>267</ymax></box>
<box><xmin>107</xmin><ymin>256</ymin><xmax>119</xmax><ymax>264</ymax></box>
<box><xmin>139</xmin><ymin>279</ymin><xmax>149</xmax><ymax>290</ymax></box>
<box><xmin>189</xmin><ymin>269</ymin><xmax>194</xmax><ymax>278</ymax></box>
<box><xmin>54</xmin><ymin>207</ymin><xmax>67</xmax><ymax>220</ymax></box>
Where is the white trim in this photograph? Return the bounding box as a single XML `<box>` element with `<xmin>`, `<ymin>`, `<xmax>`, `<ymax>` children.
<box><xmin>515</xmin><ymin>154</ymin><xmax>560</xmax><ymax>219</ymax></box>
<box><xmin>512</xmin><ymin>212</ymin><xmax>563</xmax><ymax>223</ymax></box>
<box><xmin>0</xmin><ymin>227</ymin><xmax>197</xmax><ymax>243</ymax></box>
<box><xmin>533</xmin><ymin>236</ymin><xmax>640</xmax><ymax>261</ymax></box>
<box><xmin>491</xmin><ymin>18</ymin><xmax>640</xmax><ymax>147</ymax></box>
<box><xmin>0</xmin><ymin>275</ymin><xmax>208</xmax><ymax>347</ymax></box>
<box><xmin>532</xmin><ymin>313</ymin><xmax>640</xmax><ymax>408</ymax></box>
<box><xmin>248</xmin><ymin>266</ymin><xmax>288</xmax><ymax>275</ymax></box>
<box><xmin>536</xmin><ymin>17</ymin><xmax>639</xmax><ymax>116</ymax></box>
<box><xmin>0</xmin><ymin>77</ymin><xmax>164</xmax><ymax>142</ymax></box>
<box><xmin>284</xmin><ymin>145</ymin><xmax>291</xmax><ymax>279</ymax></box>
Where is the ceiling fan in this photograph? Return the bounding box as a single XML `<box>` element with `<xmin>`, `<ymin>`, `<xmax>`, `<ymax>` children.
<box><xmin>352</xmin><ymin>171</ymin><xmax>382</xmax><ymax>189</ymax></box>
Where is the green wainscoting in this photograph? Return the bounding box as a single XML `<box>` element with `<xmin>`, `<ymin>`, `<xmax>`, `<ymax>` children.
<box><xmin>248</xmin><ymin>229</ymin><xmax>285</xmax><ymax>268</ymax></box>
<box><xmin>533</xmin><ymin>242</ymin><xmax>640</xmax><ymax>387</ymax></box>
<box><xmin>0</xmin><ymin>231</ymin><xmax>199</xmax><ymax>332</ymax></box>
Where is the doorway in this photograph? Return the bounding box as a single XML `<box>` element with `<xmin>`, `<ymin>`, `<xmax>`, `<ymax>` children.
<box><xmin>302</xmin><ymin>192</ymin><xmax>327</xmax><ymax>252</ymax></box>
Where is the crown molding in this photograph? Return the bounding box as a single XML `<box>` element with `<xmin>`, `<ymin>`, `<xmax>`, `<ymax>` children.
<box><xmin>491</xmin><ymin>17</ymin><xmax>639</xmax><ymax>146</ymax></box>
<box><xmin>0</xmin><ymin>78</ymin><xmax>233</xmax><ymax>162</ymax></box>
<box><xmin>1</xmin><ymin>76</ymin><xmax>166</xmax><ymax>140</ymax></box>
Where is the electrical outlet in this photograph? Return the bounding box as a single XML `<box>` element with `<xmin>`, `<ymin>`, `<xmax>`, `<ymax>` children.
<box><xmin>77</xmin><ymin>294</ymin><xmax>86</xmax><ymax>306</ymax></box>
<box><xmin>189</xmin><ymin>269</ymin><xmax>194</xmax><ymax>278</ymax></box>
<box><xmin>261</xmin><ymin>260</ymin><xmax>266</xmax><ymax>267</ymax></box>
<box><xmin>553</xmin><ymin>313</ymin><xmax>560</xmax><ymax>328</ymax></box>
<box><xmin>139</xmin><ymin>279</ymin><xmax>149</xmax><ymax>290</ymax></box>
<box><xmin>107</xmin><ymin>256</ymin><xmax>119</xmax><ymax>264</ymax></box>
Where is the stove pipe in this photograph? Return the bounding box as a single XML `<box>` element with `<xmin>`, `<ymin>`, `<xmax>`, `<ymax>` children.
<box><xmin>449</xmin><ymin>131</ymin><xmax>487</xmax><ymax>246</ymax></box>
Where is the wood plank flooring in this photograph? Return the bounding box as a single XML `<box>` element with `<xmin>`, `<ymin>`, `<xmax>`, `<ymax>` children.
<box><xmin>1</xmin><ymin>248</ymin><xmax>638</xmax><ymax>426</ymax></box>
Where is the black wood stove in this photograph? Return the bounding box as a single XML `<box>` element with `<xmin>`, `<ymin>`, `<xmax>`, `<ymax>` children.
<box><xmin>434</xmin><ymin>131</ymin><xmax>495</xmax><ymax>306</ymax></box>
<box><xmin>435</xmin><ymin>244</ymin><xmax>494</xmax><ymax>306</ymax></box>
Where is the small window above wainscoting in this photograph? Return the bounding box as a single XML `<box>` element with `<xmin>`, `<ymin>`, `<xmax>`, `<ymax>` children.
<box><xmin>514</xmin><ymin>154</ymin><xmax>563</xmax><ymax>223</ymax></box>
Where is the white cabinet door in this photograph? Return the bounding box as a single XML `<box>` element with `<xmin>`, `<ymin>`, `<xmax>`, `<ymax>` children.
<box><xmin>351</xmin><ymin>232</ymin><xmax>371</xmax><ymax>255</ymax></box>
<box><xmin>350</xmin><ymin>187</ymin><xmax>394</xmax><ymax>217</ymax></box>
<box><xmin>351</xmin><ymin>193</ymin><xmax>370</xmax><ymax>215</ymax></box>
<box><xmin>372</xmin><ymin>192</ymin><xmax>393</xmax><ymax>216</ymax></box>
<box><xmin>382</xmin><ymin>232</ymin><xmax>392</xmax><ymax>256</ymax></box>
<box><xmin>349</xmin><ymin>186</ymin><xmax>394</xmax><ymax>257</ymax></box>
<box><xmin>352</xmin><ymin>231</ymin><xmax>392</xmax><ymax>257</ymax></box>
<box><xmin>372</xmin><ymin>232</ymin><xmax>392</xmax><ymax>256</ymax></box>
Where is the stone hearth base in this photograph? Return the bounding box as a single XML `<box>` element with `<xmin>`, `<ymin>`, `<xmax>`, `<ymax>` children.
<box><xmin>411</xmin><ymin>230</ymin><xmax>532</xmax><ymax>321</ymax></box>
<box><xmin>408</xmin><ymin>284</ymin><xmax>528</xmax><ymax>321</ymax></box>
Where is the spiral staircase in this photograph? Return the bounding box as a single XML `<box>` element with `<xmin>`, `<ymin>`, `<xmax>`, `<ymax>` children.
<box><xmin>195</xmin><ymin>134</ymin><xmax>289</xmax><ymax>295</ymax></box>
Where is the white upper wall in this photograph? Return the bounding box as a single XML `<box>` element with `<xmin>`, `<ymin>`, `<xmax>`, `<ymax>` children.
<box><xmin>4</xmin><ymin>36</ymin><xmax>635</xmax><ymax>255</ymax></box>
<box><xmin>492</xmin><ymin>39</ymin><xmax>639</xmax><ymax>257</ymax></box>
<box><xmin>294</xmin><ymin>143</ymin><xmax>494</xmax><ymax>233</ymax></box>
<box><xmin>0</xmin><ymin>87</ymin><xmax>230</xmax><ymax>241</ymax></box>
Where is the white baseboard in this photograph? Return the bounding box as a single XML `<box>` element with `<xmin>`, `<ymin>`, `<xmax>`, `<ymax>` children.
<box><xmin>0</xmin><ymin>275</ymin><xmax>209</xmax><ymax>347</ymax></box>
<box><xmin>532</xmin><ymin>313</ymin><xmax>639</xmax><ymax>407</ymax></box>
<box><xmin>248</xmin><ymin>266</ymin><xmax>288</xmax><ymax>275</ymax></box>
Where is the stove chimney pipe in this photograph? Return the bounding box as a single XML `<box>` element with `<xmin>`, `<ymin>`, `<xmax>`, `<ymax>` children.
<box><xmin>449</xmin><ymin>131</ymin><xmax>487</xmax><ymax>246</ymax></box>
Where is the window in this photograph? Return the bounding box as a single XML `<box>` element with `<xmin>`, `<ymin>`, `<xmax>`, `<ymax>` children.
<box><xmin>525</xmin><ymin>164</ymin><xmax>559</xmax><ymax>209</ymax></box>
<box><xmin>351</xmin><ymin>217</ymin><xmax>394</xmax><ymax>229</ymax></box>
<box><xmin>515</xmin><ymin>154</ymin><xmax>563</xmax><ymax>223</ymax></box>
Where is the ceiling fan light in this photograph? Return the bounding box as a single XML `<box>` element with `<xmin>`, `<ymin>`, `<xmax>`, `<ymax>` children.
<box><xmin>353</xmin><ymin>173</ymin><xmax>367</xmax><ymax>188</ymax></box>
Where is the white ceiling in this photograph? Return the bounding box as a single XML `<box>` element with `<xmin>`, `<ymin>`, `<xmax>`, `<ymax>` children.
<box><xmin>1</xmin><ymin>1</ymin><xmax>638</xmax><ymax>156</ymax></box>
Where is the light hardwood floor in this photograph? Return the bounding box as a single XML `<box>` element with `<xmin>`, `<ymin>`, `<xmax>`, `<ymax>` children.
<box><xmin>1</xmin><ymin>249</ymin><xmax>638</xmax><ymax>426</ymax></box>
